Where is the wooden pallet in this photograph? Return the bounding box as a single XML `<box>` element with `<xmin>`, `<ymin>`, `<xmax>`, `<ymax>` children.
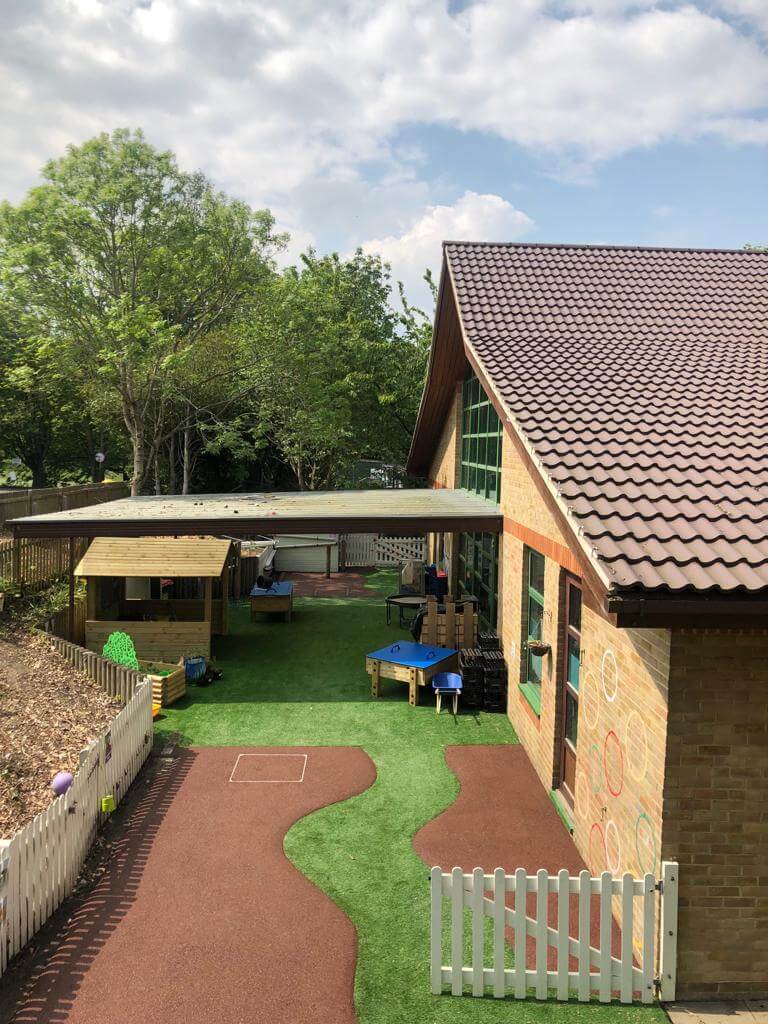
<box><xmin>420</xmin><ymin>597</ymin><xmax>478</xmax><ymax>650</ymax></box>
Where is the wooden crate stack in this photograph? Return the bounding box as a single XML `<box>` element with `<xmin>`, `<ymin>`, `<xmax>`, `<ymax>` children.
<box><xmin>420</xmin><ymin>596</ymin><xmax>478</xmax><ymax>650</ymax></box>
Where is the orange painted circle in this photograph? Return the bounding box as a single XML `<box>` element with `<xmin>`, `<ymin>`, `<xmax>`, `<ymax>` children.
<box><xmin>589</xmin><ymin>822</ymin><xmax>606</xmax><ymax>874</ymax></box>
<box><xmin>603</xmin><ymin>730</ymin><xmax>624</xmax><ymax>797</ymax></box>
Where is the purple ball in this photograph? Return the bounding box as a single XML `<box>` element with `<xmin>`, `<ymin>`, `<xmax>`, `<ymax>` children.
<box><xmin>51</xmin><ymin>771</ymin><xmax>74</xmax><ymax>796</ymax></box>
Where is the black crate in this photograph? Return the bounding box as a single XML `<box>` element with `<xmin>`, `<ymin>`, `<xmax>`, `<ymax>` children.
<box><xmin>478</xmin><ymin>630</ymin><xmax>501</xmax><ymax>651</ymax></box>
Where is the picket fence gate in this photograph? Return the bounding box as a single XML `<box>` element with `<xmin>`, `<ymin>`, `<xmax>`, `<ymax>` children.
<box><xmin>430</xmin><ymin>862</ymin><xmax>678</xmax><ymax>1005</ymax></box>
<box><xmin>342</xmin><ymin>534</ymin><xmax>427</xmax><ymax>567</ymax></box>
<box><xmin>0</xmin><ymin>676</ymin><xmax>152</xmax><ymax>978</ymax></box>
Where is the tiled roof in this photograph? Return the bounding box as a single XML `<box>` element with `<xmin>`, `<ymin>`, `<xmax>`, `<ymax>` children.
<box><xmin>445</xmin><ymin>242</ymin><xmax>768</xmax><ymax>593</ymax></box>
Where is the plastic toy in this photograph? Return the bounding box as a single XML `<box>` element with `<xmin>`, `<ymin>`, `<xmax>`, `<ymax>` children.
<box><xmin>51</xmin><ymin>771</ymin><xmax>74</xmax><ymax>796</ymax></box>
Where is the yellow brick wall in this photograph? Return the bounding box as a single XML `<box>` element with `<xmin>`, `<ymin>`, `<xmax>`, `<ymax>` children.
<box><xmin>427</xmin><ymin>389</ymin><xmax>461</xmax><ymax>581</ymax></box>
<box><xmin>663</xmin><ymin>630</ymin><xmax>768</xmax><ymax>999</ymax></box>
<box><xmin>499</xmin><ymin>426</ymin><xmax>671</xmax><ymax>960</ymax></box>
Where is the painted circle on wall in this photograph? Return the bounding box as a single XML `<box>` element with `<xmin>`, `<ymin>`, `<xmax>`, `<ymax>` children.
<box><xmin>624</xmin><ymin>709</ymin><xmax>649</xmax><ymax>782</ymax></box>
<box><xmin>605</xmin><ymin>818</ymin><xmax>622</xmax><ymax>876</ymax></box>
<box><xmin>589</xmin><ymin>742</ymin><xmax>603</xmax><ymax>794</ymax></box>
<box><xmin>635</xmin><ymin>812</ymin><xmax>658</xmax><ymax>876</ymax></box>
<box><xmin>603</xmin><ymin>730</ymin><xmax>624</xmax><ymax>797</ymax></box>
<box><xmin>575</xmin><ymin>770</ymin><xmax>590</xmax><ymax>821</ymax></box>
<box><xmin>582</xmin><ymin>669</ymin><xmax>600</xmax><ymax>730</ymax></box>
<box><xmin>601</xmin><ymin>649</ymin><xmax>619</xmax><ymax>703</ymax></box>
<box><xmin>589</xmin><ymin>822</ymin><xmax>606</xmax><ymax>874</ymax></box>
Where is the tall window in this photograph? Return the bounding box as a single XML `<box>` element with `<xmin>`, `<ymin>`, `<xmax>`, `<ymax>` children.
<box><xmin>460</xmin><ymin>368</ymin><xmax>502</xmax><ymax>502</ymax></box>
<box><xmin>458</xmin><ymin>368</ymin><xmax>501</xmax><ymax>627</ymax></box>
<box><xmin>560</xmin><ymin>577</ymin><xmax>582</xmax><ymax>801</ymax></box>
<box><xmin>458</xmin><ymin>532</ymin><xmax>498</xmax><ymax>628</ymax></box>
<box><xmin>522</xmin><ymin>548</ymin><xmax>545</xmax><ymax>714</ymax></box>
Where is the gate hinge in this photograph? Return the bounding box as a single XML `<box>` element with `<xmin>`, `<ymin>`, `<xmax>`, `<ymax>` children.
<box><xmin>655</xmin><ymin>880</ymin><xmax>664</xmax><ymax>893</ymax></box>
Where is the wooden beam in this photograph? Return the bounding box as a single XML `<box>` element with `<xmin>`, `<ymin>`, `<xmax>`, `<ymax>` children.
<box><xmin>68</xmin><ymin>538</ymin><xmax>76</xmax><ymax>642</ymax></box>
<box><xmin>221</xmin><ymin>562</ymin><xmax>230</xmax><ymax>636</ymax></box>
<box><xmin>203</xmin><ymin>577</ymin><xmax>213</xmax><ymax>625</ymax></box>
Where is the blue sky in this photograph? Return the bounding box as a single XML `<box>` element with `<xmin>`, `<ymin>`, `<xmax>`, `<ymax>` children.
<box><xmin>1</xmin><ymin>0</ymin><xmax>767</xmax><ymax>308</ymax></box>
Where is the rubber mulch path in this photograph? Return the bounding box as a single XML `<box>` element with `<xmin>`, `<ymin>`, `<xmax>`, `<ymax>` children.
<box><xmin>414</xmin><ymin>745</ymin><xmax>620</xmax><ymax>971</ymax></box>
<box><xmin>9</xmin><ymin>746</ymin><xmax>375</xmax><ymax>1024</ymax></box>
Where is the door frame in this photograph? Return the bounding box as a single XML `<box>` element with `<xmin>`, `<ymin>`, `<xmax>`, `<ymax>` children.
<box><xmin>558</xmin><ymin>573</ymin><xmax>582</xmax><ymax>807</ymax></box>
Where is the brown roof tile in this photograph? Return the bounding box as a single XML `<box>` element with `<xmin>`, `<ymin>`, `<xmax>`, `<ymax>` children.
<box><xmin>445</xmin><ymin>242</ymin><xmax>768</xmax><ymax>594</ymax></box>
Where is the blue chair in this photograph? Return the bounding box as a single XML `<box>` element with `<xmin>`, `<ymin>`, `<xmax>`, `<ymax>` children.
<box><xmin>432</xmin><ymin>671</ymin><xmax>462</xmax><ymax>715</ymax></box>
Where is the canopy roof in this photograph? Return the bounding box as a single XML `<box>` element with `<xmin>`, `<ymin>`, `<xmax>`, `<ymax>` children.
<box><xmin>74</xmin><ymin>536</ymin><xmax>231</xmax><ymax>577</ymax></box>
<box><xmin>10</xmin><ymin>488</ymin><xmax>501</xmax><ymax>539</ymax></box>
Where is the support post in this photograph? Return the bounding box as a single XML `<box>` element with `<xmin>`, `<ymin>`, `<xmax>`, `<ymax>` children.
<box><xmin>203</xmin><ymin>577</ymin><xmax>213</xmax><ymax>630</ymax></box>
<box><xmin>233</xmin><ymin>542</ymin><xmax>242</xmax><ymax>601</ymax></box>
<box><xmin>659</xmin><ymin>861</ymin><xmax>679</xmax><ymax>1002</ymax></box>
<box><xmin>12</xmin><ymin>536</ymin><xmax>21</xmax><ymax>588</ymax></box>
<box><xmin>221</xmin><ymin>561</ymin><xmax>230</xmax><ymax>636</ymax></box>
<box><xmin>326</xmin><ymin>542</ymin><xmax>331</xmax><ymax>579</ymax></box>
<box><xmin>68</xmin><ymin>537</ymin><xmax>76</xmax><ymax>642</ymax></box>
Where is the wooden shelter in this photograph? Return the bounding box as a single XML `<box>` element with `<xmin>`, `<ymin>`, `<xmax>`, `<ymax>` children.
<box><xmin>76</xmin><ymin>536</ymin><xmax>233</xmax><ymax>663</ymax></box>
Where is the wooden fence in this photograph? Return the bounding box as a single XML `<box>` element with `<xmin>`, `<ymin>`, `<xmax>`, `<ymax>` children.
<box><xmin>430</xmin><ymin>862</ymin><xmax>679</xmax><ymax>1005</ymax></box>
<box><xmin>0</xmin><ymin>536</ymin><xmax>89</xmax><ymax>591</ymax></box>
<box><xmin>0</xmin><ymin>482</ymin><xmax>128</xmax><ymax>532</ymax></box>
<box><xmin>0</xmin><ymin>648</ymin><xmax>152</xmax><ymax>978</ymax></box>
<box><xmin>342</xmin><ymin>534</ymin><xmax>427</xmax><ymax>567</ymax></box>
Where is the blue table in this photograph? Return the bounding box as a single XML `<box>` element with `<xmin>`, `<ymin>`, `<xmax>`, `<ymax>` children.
<box><xmin>249</xmin><ymin>581</ymin><xmax>294</xmax><ymax>622</ymax></box>
<box><xmin>366</xmin><ymin>641</ymin><xmax>458</xmax><ymax>707</ymax></box>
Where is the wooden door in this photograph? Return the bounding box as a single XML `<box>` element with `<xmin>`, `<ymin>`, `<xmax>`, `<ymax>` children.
<box><xmin>560</xmin><ymin>578</ymin><xmax>582</xmax><ymax>804</ymax></box>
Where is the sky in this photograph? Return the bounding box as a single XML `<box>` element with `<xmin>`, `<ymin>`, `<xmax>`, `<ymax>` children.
<box><xmin>1</xmin><ymin>0</ymin><xmax>767</xmax><ymax>309</ymax></box>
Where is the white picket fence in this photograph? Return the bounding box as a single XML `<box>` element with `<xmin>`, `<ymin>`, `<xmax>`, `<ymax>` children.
<box><xmin>343</xmin><ymin>534</ymin><xmax>427</xmax><ymax>567</ymax></box>
<box><xmin>0</xmin><ymin>677</ymin><xmax>153</xmax><ymax>978</ymax></box>
<box><xmin>430</xmin><ymin>862</ymin><xmax>679</xmax><ymax>1005</ymax></box>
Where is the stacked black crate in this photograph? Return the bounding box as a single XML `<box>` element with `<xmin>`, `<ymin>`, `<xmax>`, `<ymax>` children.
<box><xmin>482</xmin><ymin>649</ymin><xmax>508</xmax><ymax>712</ymax></box>
<box><xmin>478</xmin><ymin>630</ymin><xmax>500</xmax><ymax>651</ymax></box>
<box><xmin>458</xmin><ymin>648</ymin><xmax>485</xmax><ymax>709</ymax></box>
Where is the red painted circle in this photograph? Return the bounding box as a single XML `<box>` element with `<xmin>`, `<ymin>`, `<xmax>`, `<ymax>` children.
<box><xmin>603</xmin><ymin>730</ymin><xmax>624</xmax><ymax>797</ymax></box>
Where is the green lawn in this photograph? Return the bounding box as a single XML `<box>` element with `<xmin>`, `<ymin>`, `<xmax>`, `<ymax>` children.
<box><xmin>155</xmin><ymin>574</ymin><xmax>664</xmax><ymax>1024</ymax></box>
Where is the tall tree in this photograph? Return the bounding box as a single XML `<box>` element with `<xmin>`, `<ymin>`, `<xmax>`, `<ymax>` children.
<box><xmin>0</xmin><ymin>129</ymin><xmax>284</xmax><ymax>494</ymax></box>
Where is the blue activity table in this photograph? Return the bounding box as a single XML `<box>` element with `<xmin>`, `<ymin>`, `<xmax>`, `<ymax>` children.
<box><xmin>366</xmin><ymin>641</ymin><xmax>458</xmax><ymax>707</ymax></box>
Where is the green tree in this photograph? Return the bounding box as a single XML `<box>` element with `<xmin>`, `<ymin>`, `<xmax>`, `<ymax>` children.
<box><xmin>0</xmin><ymin>129</ymin><xmax>284</xmax><ymax>494</ymax></box>
<box><xmin>209</xmin><ymin>249</ymin><xmax>432</xmax><ymax>490</ymax></box>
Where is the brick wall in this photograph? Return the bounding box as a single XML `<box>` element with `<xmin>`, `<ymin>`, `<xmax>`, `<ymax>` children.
<box><xmin>427</xmin><ymin>388</ymin><xmax>461</xmax><ymax>581</ymax></box>
<box><xmin>663</xmin><ymin>630</ymin><xmax>768</xmax><ymax>999</ymax></box>
<box><xmin>499</xmin><ymin>426</ymin><xmax>671</xmax><ymax>957</ymax></box>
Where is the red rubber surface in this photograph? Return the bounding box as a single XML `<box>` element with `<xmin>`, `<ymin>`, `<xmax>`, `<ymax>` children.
<box><xmin>413</xmin><ymin>745</ymin><xmax>620</xmax><ymax>970</ymax></box>
<box><xmin>11</xmin><ymin>746</ymin><xmax>375</xmax><ymax>1024</ymax></box>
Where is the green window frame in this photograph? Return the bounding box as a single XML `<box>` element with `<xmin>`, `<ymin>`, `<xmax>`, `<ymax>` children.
<box><xmin>520</xmin><ymin>548</ymin><xmax>545</xmax><ymax>715</ymax></box>
<box><xmin>460</xmin><ymin>368</ymin><xmax>502</xmax><ymax>502</ymax></box>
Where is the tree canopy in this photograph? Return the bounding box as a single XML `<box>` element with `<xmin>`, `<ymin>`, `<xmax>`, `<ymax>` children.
<box><xmin>0</xmin><ymin>130</ymin><xmax>432</xmax><ymax>494</ymax></box>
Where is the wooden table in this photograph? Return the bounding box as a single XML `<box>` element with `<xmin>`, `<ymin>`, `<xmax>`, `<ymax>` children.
<box><xmin>249</xmin><ymin>581</ymin><xmax>294</xmax><ymax>622</ymax></box>
<box><xmin>366</xmin><ymin>641</ymin><xmax>458</xmax><ymax>707</ymax></box>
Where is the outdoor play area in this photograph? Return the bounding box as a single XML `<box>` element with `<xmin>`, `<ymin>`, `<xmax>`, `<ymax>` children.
<box><xmin>2</xmin><ymin>569</ymin><xmax>666</xmax><ymax>1024</ymax></box>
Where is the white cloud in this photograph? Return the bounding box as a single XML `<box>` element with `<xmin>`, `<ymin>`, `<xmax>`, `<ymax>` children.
<box><xmin>0</xmin><ymin>0</ymin><xmax>766</xmax><ymax>262</ymax></box>
<box><xmin>361</xmin><ymin>191</ymin><xmax>535</xmax><ymax>308</ymax></box>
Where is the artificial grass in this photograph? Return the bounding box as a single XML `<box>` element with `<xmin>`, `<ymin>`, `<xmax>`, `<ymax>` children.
<box><xmin>155</xmin><ymin>578</ymin><xmax>664</xmax><ymax>1024</ymax></box>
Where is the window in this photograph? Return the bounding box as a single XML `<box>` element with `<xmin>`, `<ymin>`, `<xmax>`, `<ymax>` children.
<box><xmin>460</xmin><ymin>367</ymin><xmax>502</xmax><ymax>502</ymax></box>
<box><xmin>521</xmin><ymin>548</ymin><xmax>545</xmax><ymax>715</ymax></box>
<box><xmin>458</xmin><ymin>531</ymin><xmax>498</xmax><ymax>628</ymax></box>
<box><xmin>457</xmin><ymin>367</ymin><xmax>501</xmax><ymax>627</ymax></box>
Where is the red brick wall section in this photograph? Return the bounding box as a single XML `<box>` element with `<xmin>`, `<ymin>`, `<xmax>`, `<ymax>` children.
<box><xmin>663</xmin><ymin>630</ymin><xmax>768</xmax><ymax>999</ymax></box>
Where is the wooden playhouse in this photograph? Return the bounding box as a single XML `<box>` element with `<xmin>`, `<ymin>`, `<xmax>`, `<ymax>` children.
<box><xmin>76</xmin><ymin>536</ymin><xmax>233</xmax><ymax>666</ymax></box>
